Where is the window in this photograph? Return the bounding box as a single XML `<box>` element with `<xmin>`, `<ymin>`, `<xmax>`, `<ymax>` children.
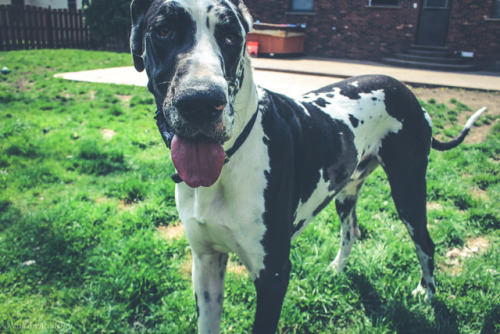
<box><xmin>492</xmin><ymin>0</ymin><xmax>500</xmax><ymax>18</ymax></box>
<box><xmin>68</xmin><ymin>0</ymin><xmax>77</xmax><ymax>9</ymax></box>
<box><xmin>424</xmin><ymin>0</ymin><xmax>449</xmax><ymax>9</ymax></box>
<box><xmin>291</xmin><ymin>0</ymin><xmax>314</xmax><ymax>12</ymax></box>
<box><xmin>368</xmin><ymin>0</ymin><xmax>398</xmax><ymax>6</ymax></box>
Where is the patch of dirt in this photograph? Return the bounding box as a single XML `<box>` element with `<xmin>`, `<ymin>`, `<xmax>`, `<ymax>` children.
<box><xmin>469</xmin><ymin>187</ymin><xmax>489</xmax><ymax>201</ymax></box>
<box><xmin>96</xmin><ymin>197</ymin><xmax>137</xmax><ymax>212</ymax></box>
<box><xmin>411</xmin><ymin>86</ymin><xmax>500</xmax><ymax>144</ymax></box>
<box><xmin>179</xmin><ymin>253</ymin><xmax>193</xmax><ymax>280</ymax></box>
<box><xmin>442</xmin><ymin>236</ymin><xmax>490</xmax><ymax>275</ymax></box>
<box><xmin>162</xmin><ymin>221</ymin><xmax>249</xmax><ymax>279</ymax></box>
<box><xmin>116</xmin><ymin>94</ymin><xmax>132</xmax><ymax>103</ymax></box>
<box><xmin>118</xmin><ymin>199</ymin><xmax>136</xmax><ymax>211</ymax></box>
<box><xmin>427</xmin><ymin>202</ymin><xmax>443</xmax><ymax>211</ymax></box>
<box><xmin>95</xmin><ymin>196</ymin><xmax>111</xmax><ymax>204</ymax></box>
<box><xmin>17</xmin><ymin>78</ymin><xmax>32</xmax><ymax>90</ymax></box>
<box><xmin>157</xmin><ymin>222</ymin><xmax>185</xmax><ymax>240</ymax></box>
<box><xmin>101</xmin><ymin>129</ymin><xmax>117</xmax><ymax>140</ymax></box>
<box><xmin>178</xmin><ymin>255</ymin><xmax>248</xmax><ymax>279</ymax></box>
<box><xmin>227</xmin><ymin>260</ymin><xmax>248</xmax><ymax>277</ymax></box>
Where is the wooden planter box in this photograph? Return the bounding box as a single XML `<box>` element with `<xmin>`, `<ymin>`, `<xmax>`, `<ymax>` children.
<box><xmin>247</xmin><ymin>23</ymin><xmax>305</xmax><ymax>55</ymax></box>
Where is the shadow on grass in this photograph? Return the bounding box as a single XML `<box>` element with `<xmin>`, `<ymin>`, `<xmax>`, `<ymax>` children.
<box><xmin>349</xmin><ymin>272</ymin><xmax>460</xmax><ymax>333</ymax></box>
<box><xmin>481</xmin><ymin>304</ymin><xmax>500</xmax><ymax>334</ymax></box>
<box><xmin>3</xmin><ymin>216</ymin><xmax>90</xmax><ymax>287</ymax></box>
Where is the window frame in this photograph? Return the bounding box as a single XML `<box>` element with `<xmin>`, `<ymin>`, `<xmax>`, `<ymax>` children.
<box><xmin>290</xmin><ymin>0</ymin><xmax>315</xmax><ymax>13</ymax></box>
<box><xmin>423</xmin><ymin>0</ymin><xmax>449</xmax><ymax>9</ymax></box>
<box><xmin>367</xmin><ymin>0</ymin><xmax>399</xmax><ymax>7</ymax></box>
<box><xmin>491</xmin><ymin>0</ymin><xmax>500</xmax><ymax>18</ymax></box>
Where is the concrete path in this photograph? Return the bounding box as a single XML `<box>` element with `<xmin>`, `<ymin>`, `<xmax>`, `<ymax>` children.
<box><xmin>55</xmin><ymin>57</ymin><xmax>500</xmax><ymax>93</ymax></box>
<box><xmin>55</xmin><ymin>66</ymin><xmax>148</xmax><ymax>87</ymax></box>
<box><xmin>54</xmin><ymin>65</ymin><xmax>338</xmax><ymax>97</ymax></box>
<box><xmin>252</xmin><ymin>57</ymin><xmax>500</xmax><ymax>91</ymax></box>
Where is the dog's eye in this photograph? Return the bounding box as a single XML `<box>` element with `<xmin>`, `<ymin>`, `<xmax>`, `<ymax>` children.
<box><xmin>157</xmin><ymin>27</ymin><xmax>172</xmax><ymax>40</ymax></box>
<box><xmin>224</xmin><ymin>35</ymin><xmax>238</xmax><ymax>46</ymax></box>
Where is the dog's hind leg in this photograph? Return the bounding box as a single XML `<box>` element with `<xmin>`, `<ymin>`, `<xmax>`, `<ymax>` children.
<box><xmin>330</xmin><ymin>193</ymin><xmax>361</xmax><ymax>273</ymax></box>
<box><xmin>192</xmin><ymin>252</ymin><xmax>228</xmax><ymax>334</ymax></box>
<box><xmin>379</xmin><ymin>139</ymin><xmax>436</xmax><ymax>301</ymax></box>
<box><xmin>389</xmin><ymin>171</ymin><xmax>436</xmax><ymax>301</ymax></box>
<box><xmin>330</xmin><ymin>160</ymin><xmax>378</xmax><ymax>272</ymax></box>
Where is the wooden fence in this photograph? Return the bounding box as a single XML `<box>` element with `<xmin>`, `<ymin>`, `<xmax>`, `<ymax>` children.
<box><xmin>0</xmin><ymin>5</ymin><xmax>90</xmax><ymax>51</ymax></box>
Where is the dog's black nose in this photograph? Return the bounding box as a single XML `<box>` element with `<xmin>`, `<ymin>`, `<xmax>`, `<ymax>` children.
<box><xmin>175</xmin><ymin>88</ymin><xmax>227</xmax><ymax>124</ymax></box>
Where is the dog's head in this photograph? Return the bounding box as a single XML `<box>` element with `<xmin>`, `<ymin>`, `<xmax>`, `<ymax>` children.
<box><xmin>130</xmin><ymin>0</ymin><xmax>252</xmax><ymax>188</ymax></box>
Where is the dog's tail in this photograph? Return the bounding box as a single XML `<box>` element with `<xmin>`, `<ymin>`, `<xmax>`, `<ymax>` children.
<box><xmin>431</xmin><ymin>107</ymin><xmax>487</xmax><ymax>151</ymax></box>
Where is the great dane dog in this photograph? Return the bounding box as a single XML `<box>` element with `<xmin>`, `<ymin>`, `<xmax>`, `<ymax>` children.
<box><xmin>130</xmin><ymin>0</ymin><xmax>486</xmax><ymax>332</ymax></box>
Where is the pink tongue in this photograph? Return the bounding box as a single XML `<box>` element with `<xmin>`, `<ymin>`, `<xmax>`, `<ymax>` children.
<box><xmin>171</xmin><ymin>135</ymin><xmax>226</xmax><ymax>188</ymax></box>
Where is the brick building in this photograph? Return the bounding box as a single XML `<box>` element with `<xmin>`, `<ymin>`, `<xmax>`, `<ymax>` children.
<box><xmin>244</xmin><ymin>0</ymin><xmax>500</xmax><ymax>71</ymax></box>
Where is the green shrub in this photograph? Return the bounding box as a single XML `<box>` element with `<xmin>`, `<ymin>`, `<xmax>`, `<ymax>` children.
<box><xmin>83</xmin><ymin>0</ymin><xmax>131</xmax><ymax>49</ymax></box>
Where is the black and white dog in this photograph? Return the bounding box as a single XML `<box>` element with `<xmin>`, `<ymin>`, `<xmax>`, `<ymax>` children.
<box><xmin>130</xmin><ymin>0</ymin><xmax>486</xmax><ymax>332</ymax></box>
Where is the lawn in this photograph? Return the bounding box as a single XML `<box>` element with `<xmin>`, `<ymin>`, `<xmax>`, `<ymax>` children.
<box><xmin>0</xmin><ymin>49</ymin><xmax>498</xmax><ymax>333</ymax></box>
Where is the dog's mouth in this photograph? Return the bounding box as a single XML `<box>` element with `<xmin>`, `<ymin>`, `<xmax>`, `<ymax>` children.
<box><xmin>170</xmin><ymin>134</ymin><xmax>226</xmax><ymax>188</ymax></box>
<box><xmin>155</xmin><ymin>107</ymin><xmax>229</xmax><ymax>188</ymax></box>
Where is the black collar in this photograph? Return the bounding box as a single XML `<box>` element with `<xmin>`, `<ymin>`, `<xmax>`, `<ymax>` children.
<box><xmin>155</xmin><ymin>108</ymin><xmax>259</xmax><ymax>184</ymax></box>
<box><xmin>225</xmin><ymin>109</ymin><xmax>259</xmax><ymax>159</ymax></box>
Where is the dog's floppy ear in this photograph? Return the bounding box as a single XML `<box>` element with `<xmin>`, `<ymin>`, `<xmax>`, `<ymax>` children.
<box><xmin>130</xmin><ymin>0</ymin><xmax>153</xmax><ymax>72</ymax></box>
<box><xmin>228</xmin><ymin>0</ymin><xmax>253</xmax><ymax>34</ymax></box>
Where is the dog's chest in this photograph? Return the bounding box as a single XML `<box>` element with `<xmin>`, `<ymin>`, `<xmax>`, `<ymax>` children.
<box><xmin>175</xmin><ymin>113</ymin><xmax>270</xmax><ymax>278</ymax></box>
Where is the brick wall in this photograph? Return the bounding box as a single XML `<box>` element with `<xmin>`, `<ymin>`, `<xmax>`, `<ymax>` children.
<box><xmin>244</xmin><ymin>0</ymin><xmax>500</xmax><ymax>70</ymax></box>
<box><xmin>447</xmin><ymin>0</ymin><xmax>500</xmax><ymax>70</ymax></box>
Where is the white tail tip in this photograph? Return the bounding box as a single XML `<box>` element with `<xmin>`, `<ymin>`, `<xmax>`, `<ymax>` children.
<box><xmin>464</xmin><ymin>107</ymin><xmax>487</xmax><ymax>129</ymax></box>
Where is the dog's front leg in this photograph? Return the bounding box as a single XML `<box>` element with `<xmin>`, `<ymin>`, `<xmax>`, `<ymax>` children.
<box><xmin>252</xmin><ymin>259</ymin><xmax>291</xmax><ymax>334</ymax></box>
<box><xmin>193</xmin><ymin>252</ymin><xmax>228</xmax><ymax>334</ymax></box>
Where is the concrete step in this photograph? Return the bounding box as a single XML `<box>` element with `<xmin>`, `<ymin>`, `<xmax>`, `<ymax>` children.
<box><xmin>394</xmin><ymin>53</ymin><xmax>466</xmax><ymax>65</ymax></box>
<box><xmin>409</xmin><ymin>49</ymin><xmax>450</xmax><ymax>58</ymax></box>
<box><xmin>410</xmin><ymin>44</ymin><xmax>449</xmax><ymax>51</ymax></box>
<box><xmin>381</xmin><ymin>57</ymin><xmax>477</xmax><ymax>71</ymax></box>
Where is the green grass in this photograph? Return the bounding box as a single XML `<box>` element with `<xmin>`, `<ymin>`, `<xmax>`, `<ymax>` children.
<box><xmin>0</xmin><ymin>49</ymin><xmax>499</xmax><ymax>333</ymax></box>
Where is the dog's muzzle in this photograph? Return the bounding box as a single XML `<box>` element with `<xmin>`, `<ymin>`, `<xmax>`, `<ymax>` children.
<box><xmin>160</xmin><ymin>86</ymin><xmax>228</xmax><ymax>189</ymax></box>
<box><xmin>155</xmin><ymin>96</ymin><xmax>259</xmax><ymax>189</ymax></box>
<box><xmin>173</xmin><ymin>87</ymin><xmax>227</xmax><ymax>125</ymax></box>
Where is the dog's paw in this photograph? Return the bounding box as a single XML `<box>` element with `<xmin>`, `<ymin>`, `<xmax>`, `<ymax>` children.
<box><xmin>329</xmin><ymin>255</ymin><xmax>347</xmax><ymax>273</ymax></box>
<box><xmin>412</xmin><ymin>281</ymin><xmax>435</xmax><ymax>302</ymax></box>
